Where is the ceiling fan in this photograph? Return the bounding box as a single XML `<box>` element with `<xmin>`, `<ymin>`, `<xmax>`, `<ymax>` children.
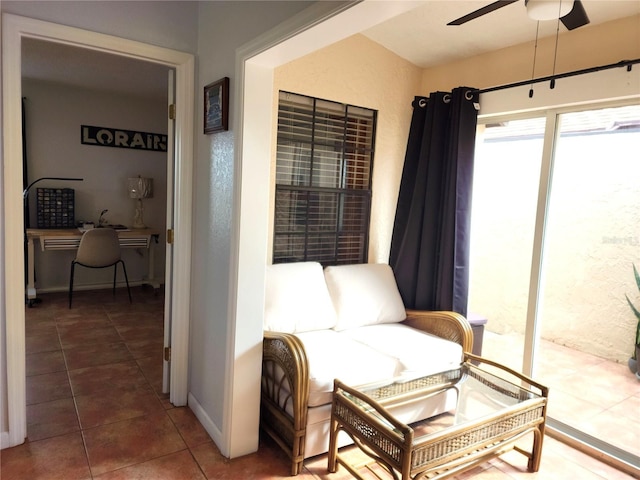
<box><xmin>448</xmin><ymin>0</ymin><xmax>590</xmax><ymax>30</ymax></box>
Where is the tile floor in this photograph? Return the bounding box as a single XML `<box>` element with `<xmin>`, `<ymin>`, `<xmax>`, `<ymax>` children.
<box><xmin>1</xmin><ymin>287</ymin><xmax>637</xmax><ymax>479</ymax></box>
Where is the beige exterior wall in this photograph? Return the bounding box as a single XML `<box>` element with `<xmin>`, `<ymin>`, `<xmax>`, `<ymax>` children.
<box><xmin>273</xmin><ymin>34</ymin><xmax>422</xmax><ymax>263</ymax></box>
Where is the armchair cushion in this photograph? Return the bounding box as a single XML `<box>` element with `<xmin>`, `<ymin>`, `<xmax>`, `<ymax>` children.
<box><xmin>341</xmin><ymin>323</ymin><xmax>463</xmax><ymax>382</ymax></box>
<box><xmin>325</xmin><ymin>263</ymin><xmax>406</xmax><ymax>331</ymax></box>
<box><xmin>295</xmin><ymin>329</ymin><xmax>399</xmax><ymax>407</ymax></box>
<box><xmin>264</xmin><ymin>262</ymin><xmax>337</xmax><ymax>333</ymax></box>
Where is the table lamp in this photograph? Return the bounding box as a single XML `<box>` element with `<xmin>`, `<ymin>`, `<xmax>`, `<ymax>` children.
<box><xmin>127</xmin><ymin>176</ymin><xmax>153</xmax><ymax>229</ymax></box>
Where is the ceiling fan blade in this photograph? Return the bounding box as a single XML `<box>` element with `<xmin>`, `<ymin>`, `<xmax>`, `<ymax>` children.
<box><xmin>560</xmin><ymin>0</ymin><xmax>590</xmax><ymax>30</ymax></box>
<box><xmin>447</xmin><ymin>0</ymin><xmax>520</xmax><ymax>26</ymax></box>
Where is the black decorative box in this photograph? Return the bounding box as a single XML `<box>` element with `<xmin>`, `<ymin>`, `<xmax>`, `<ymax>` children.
<box><xmin>36</xmin><ymin>188</ymin><xmax>75</xmax><ymax>228</ymax></box>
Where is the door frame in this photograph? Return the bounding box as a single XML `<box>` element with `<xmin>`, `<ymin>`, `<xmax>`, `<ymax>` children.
<box><xmin>1</xmin><ymin>13</ymin><xmax>194</xmax><ymax>447</ymax></box>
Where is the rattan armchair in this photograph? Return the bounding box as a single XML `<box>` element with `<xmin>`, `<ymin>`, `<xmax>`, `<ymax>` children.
<box><xmin>261</xmin><ymin>310</ymin><xmax>473</xmax><ymax>476</ymax></box>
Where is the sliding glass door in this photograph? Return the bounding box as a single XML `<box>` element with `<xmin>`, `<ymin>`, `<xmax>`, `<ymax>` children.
<box><xmin>468</xmin><ymin>116</ymin><xmax>546</xmax><ymax>372</ymax></box>
<box><xmin>538</xmin><ymin>104</ymin><xmax>640</xmax><ymax>459</ymax></box>
<box><xmin>469</xmin><ymin>103</ymin><xmax>640</xmax><ymax>469</ymax></box>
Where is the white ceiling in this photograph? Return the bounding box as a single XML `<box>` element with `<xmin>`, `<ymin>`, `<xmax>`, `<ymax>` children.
<box><xmin>21</xmin><ymin>0</ymin><xmax>640</xmax><ymax>98</ymax></box>
<box><xmin>361</xmin><ymin>0</ymin><xmax>640</xmax><ymax>69</ymax></box>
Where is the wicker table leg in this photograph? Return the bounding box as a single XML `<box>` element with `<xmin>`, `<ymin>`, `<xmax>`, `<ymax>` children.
<box><xmin>328</xmin><ymin>413</ymin><xmax>339</xmax><ymax>473</ymax></box>
<box><xmin>528</xmin><ymin>423</ymin><xmax>545</xmax><ymax>472</ymax></box>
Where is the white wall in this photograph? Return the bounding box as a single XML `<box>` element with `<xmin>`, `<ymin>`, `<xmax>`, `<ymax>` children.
<box><xmin>23</xmin><ymin>79</ymin><xmax>168</xmax><ymax>290</ymax></box>
<box><xmin>190</xmin><ymin>0</ymin><xmax>314</xmax><ymax>458</ymax></box>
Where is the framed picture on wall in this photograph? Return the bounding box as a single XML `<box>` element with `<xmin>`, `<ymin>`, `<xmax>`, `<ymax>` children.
<box><xmin>204</xmin><ymin>77</ymin><xmax>229</xmax><ymax>134</ymax></box>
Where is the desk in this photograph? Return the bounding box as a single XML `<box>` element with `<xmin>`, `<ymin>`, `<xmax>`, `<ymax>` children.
<box><xmin>26</xmin><ymin>228</ymin><xmax>161</xmax><ymax>305</ymax></box>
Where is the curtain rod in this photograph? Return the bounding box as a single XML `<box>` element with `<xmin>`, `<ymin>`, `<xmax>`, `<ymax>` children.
<box><xmin>477</xmin><ymin>58</ymin><xmax>640</xmax><ymax>95</ymax></box>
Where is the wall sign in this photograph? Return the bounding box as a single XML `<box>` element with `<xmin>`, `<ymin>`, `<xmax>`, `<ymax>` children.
<box><xmin>81</xmin><ymin>125</ymin><xmax>167</xmax><ymax>152</ymax></box>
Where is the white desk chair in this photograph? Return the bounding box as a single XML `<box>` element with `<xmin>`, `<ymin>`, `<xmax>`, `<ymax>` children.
<box><xmin>69</xmin><ymin>228</ymin><xmax>132</xmax><ymax>308</ymax></box>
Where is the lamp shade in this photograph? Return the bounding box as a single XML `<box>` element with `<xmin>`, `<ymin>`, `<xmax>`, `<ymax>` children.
<box><xmin>526</xmin><ymin>0</ymin><xmax>574</xmax><ymax>20</ymax></box>
<box><xmin>127</xmin><ymin>177</ymin><xmax>153</xmax><ymax>199</ymax></box>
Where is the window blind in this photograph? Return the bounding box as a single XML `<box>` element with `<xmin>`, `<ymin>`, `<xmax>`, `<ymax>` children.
<box><xmin>274</xmin><ymin>91</ymin><xmax>376</xmax><ymax>265</ymax></box>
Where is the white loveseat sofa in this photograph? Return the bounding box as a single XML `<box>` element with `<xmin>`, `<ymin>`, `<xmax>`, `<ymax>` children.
<box><xmin>260</xmin><ymin>262</ymin><xmax>473</xmax><ymax>475</ymax></box>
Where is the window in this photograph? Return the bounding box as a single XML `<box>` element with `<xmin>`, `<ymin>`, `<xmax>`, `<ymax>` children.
<box><xmin>273</xmin><ymin>91</ymin><xmax>376</xmax><ymax>265</ymax></box>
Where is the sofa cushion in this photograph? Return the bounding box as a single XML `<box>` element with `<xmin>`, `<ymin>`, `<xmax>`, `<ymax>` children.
<box><xmin>341</xmin><ymin>323</ymin><xmax>463</xmax><ymax>381</ymax></box>
<box><xmin>295</xmin><ymin>329</ymin><xmax>400</xmax><ymax>407</ymax></box>
<box><xmin>324</xmin><ymin>263</ymin><xmax>406</xmax><ymax>331</ymax></box>
<box><xmin>264</xmin><ymin>262</ymin><xmax>337</xmax><ymax>333</ymax></box>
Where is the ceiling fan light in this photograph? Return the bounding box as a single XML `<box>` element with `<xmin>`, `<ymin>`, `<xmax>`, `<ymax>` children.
<box><xmin>526</xmin><ymin>0</ymin><xmax>574</xmax><ymax>20</ymax></box>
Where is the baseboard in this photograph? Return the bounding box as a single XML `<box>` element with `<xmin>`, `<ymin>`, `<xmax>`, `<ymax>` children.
<box><xmin>188</xmin><ymin>392</ymin><xmax>224</xmax><ymax>455</ymax></box>
<box><xmin>36</xmin><ymin>280</ymin><xmax>164</xmax><ymax>294</ymax></box>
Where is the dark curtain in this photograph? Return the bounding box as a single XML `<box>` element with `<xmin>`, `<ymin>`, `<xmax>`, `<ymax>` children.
<box><xmin>389</xmin><ymin>87</ymin><xmax>479</xmax><ymax>316</ymax></box>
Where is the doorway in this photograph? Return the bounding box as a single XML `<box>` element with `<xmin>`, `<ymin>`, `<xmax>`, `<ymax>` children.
<box><xmin>2</xmin><ymin>14</ymin><xmax>194</xmax><ymax>448</ymax></box>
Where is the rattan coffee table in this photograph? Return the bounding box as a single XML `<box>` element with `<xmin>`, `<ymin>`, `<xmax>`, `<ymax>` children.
<box><xmin>328</xmin><ymin>353</ymin><xmax>548</xmax><ymax>480</ymax></box>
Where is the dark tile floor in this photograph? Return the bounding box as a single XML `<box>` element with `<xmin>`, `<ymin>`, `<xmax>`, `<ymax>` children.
<box><xmin>1</xmin><ymin>287</ymin><xmax>635</xmax><ymax>479</ymax></box>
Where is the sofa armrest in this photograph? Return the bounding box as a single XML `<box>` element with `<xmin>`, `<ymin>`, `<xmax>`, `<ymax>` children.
<box><xmin>261</xmin><ymin>331</ymin><xmax>310</xmax><ymax>475</ymax></box>
<box><xmin>402</xmin><ymin>310</ymin><xmax>474</xmax><ymax>354</ymax></box>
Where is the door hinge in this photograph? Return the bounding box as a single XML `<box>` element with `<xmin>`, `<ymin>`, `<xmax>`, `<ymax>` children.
<box><xmin>167</xmin><ymin>229</ymin><xmax>174</xmax><ymax>244</ymax></box>
<box><xmin>168</xmin><ymin>104</ymin><xmax>176</xmax><ymax>120</ymax></box>
<box><xmin>164</xmin><ymin>346</ymin><xmax>171</xmax><ymax>362</ymax></box>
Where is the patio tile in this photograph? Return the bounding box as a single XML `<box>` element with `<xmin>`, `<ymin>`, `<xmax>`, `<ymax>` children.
<box><xmin>483</xmin><ymin>331</ymin><xmax>640</xmax><ymax>464</ymax></box>
<box><xmin>582</xmin><ymin>408</ymin><xmax>640</xmax><ymax>458</ymax></box>
<box><xmin>608</xmin><ymin>393</ymin><xmax>640</xmax><ymax>422</ymax></box>
<box><xmin>544</xmin><ymin>437</ymin><xmax>638</xmax><ymax>480</ymax></box>
<box><xmin>544</xmin><ymin>389</ymin><xmax>603</xmax><ymax>424</ymax></box>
